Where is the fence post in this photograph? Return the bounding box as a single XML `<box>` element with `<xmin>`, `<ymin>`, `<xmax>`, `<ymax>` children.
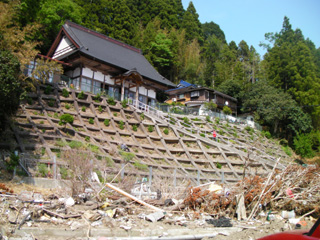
<box><xmin>53</xmin><ymin>155</ymin><xmax>57</xmax><ymax>179</ymax></box>
<box><xmin>173</xmin><ymin>168</ymin><xmax>177</xmax><ymax>188</ymax></box>
<box><xmin>149</xmin><ymin>166</ymin><xmax>153</xmax><ymax>186</ymax></box>
<box><xmin>121</xmin><ymin>163</ymin><xmax>125</xmax><ymax>179</ymax></box>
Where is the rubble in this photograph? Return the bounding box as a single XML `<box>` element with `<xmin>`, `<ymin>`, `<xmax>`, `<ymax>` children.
<box><xmin>0</xmin><ymin>164</ymin><xmax>319</xmax><ymax>239</ymax></box>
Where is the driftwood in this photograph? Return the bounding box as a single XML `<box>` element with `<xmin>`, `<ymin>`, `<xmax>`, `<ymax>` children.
<box><xmin>105</xmin><ymin>183</ymin><xmax>163</xmax><ymax>212</ymax></box>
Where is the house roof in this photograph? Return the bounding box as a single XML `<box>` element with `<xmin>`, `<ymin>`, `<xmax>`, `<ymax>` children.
<box><xmin>47</xmin><ymin>21</ymin><xmax>176</xmax><ymax>88</ymax></box>
<box><xmin>166</xmin><ymin>80</ymin><xmax>196</xmax><ymax>93</ymax></box>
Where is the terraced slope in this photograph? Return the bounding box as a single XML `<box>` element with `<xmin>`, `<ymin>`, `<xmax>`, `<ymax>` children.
<box><xmin>4</xmin><ymin>83</ymin><xmax>291</xmax><ymax>185</ymax></box>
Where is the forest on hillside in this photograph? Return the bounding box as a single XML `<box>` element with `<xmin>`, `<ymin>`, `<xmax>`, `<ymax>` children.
<box><xmin>0</xmin><ymin>0</ymin><xmax>320</xmax><ymax>159</ymax></box>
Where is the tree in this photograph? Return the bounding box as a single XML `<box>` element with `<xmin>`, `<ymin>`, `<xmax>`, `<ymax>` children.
<box><xmin>241</xmin><ymin>81</ymin><xmax>311</xmax><ymax>139</ymax></box>
<box><xmin>202</xmin><ymin>21</ymin><xmax>226</xmax><ymax>42</ymax></box>
<box><xmin>36</xmin><ymin>0</ymin><xmax>83</xmax><ymax>52</ymax></box>
<box><xmin>181</xmin><ymin>1</ymin><xmax>203</xmax><ymax>44</ymax></box>
<box><xmin>147</xmin><ymin>33</ymin><xmax>173</xmax><ymax>79</ymax></box>
<box><xmin>0</xmin><ymin>50</ymin><xmax>22</xmax><ymax>130</ymax></box>
<box><xmin>101</xmin><ymin>0</ymin><xmax>137</xmax><ymax>45</ymax></box>
<box><xmin>31</xmin><ymin>58</ymin><xmax>63</xmax><ymax>83</ymax></box>
<box><xmin>263</xmin><ymin>16</ymin><xmax>320</xmax><ymax>128</ymax></box>
<box><xmin>0</xmin><ymin>1</ymin><xmax>39</xmax><ymax>71</ymax></box>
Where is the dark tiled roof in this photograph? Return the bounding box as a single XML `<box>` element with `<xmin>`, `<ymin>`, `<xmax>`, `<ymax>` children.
<box><xmin>58</xmin><ymin>21</ymin><xmax>176</xmax><ymax>87</ymax></box>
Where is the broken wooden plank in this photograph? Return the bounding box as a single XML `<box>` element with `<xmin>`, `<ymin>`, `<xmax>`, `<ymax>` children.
<box><xmin>105</xmin><ymin>183</ymin><xmax>163</xmax><ymax>212</ymax></box>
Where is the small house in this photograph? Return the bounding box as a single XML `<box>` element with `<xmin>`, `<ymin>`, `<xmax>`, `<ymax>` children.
<box><xmin>165</xmin><ymin>80</ymin><xmax>237</xmax><ymax>115</ymax></box>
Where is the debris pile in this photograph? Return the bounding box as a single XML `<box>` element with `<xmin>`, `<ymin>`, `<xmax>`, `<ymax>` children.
<box><xmin>182</xmin><ymin>164</ymin><xmax>320</xmax><ymax>220</ymax></box>
<box><xmin>0</xmin><ymin>163</ymin><xmax>319</xmax><ymax>239</ymax></box>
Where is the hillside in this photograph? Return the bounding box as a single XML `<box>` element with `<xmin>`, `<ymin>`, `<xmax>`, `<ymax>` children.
<box><xmin>0</xmin><ymin>82</ymin><xmax>291</xmax><ymax>184</ymax></box>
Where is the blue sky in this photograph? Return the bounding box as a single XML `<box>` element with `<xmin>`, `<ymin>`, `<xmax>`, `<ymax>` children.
<box><xmin>181</xmin><ymin>0</ymin><xmax>320</xmax><ymax>57</ymax></box>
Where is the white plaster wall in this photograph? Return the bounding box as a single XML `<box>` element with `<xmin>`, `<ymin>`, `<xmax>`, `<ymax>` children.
<box><xmin>94</xmin><ymin>71</ymin><xmax>104</xmax><ymax>82</ymax></box>
<box><xmin>105</xmin><ymin>75</ymin><xmax>114</xmax><ymax>85</ymax></box>
<box><xmin>124</xmin><ymin>82</ymin><xmax>130</xmax><ymax>88</ymax></box>
<box><xmin>82</xmin><ymin>67</ymin><xmax>93</xmax><ymax>78</ymax></box>
<box><xmin>130</xmin><ymin>86</ymin><xmax>137</xmax><ymax>92</ymax></box>
<box><xmin>139</xmin><ymin>86</ymin><xmax>147</xmax><ymax>95</ymax></box>
<box><xmin>53</xmin><ymin>37</ymin><xmax>74</xmax><ymax>59</ymax></box>
<box><xmin>148</xmin><ymin>89</ymin><xmax>156</xmax><ymax>98</ymax></box>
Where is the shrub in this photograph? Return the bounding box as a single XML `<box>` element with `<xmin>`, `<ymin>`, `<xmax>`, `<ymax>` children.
<box><xmin>119</xmin><ymin>151</ymin><xmax>135</xmax><ymax>162</ymax></box>
<box><xmin>82</xmin><ymin>106</ymin><xmax>86</xmax><ymax>112</ymax></box>
<box><xmin>62</xmin><ymin>88</ymin><xmax>69</xmax><ymax>98</ymax></box>
<box><xmin>107</xmin><ymin>97</ymin><xmax>116</xmax><ymax>106</ymax></box>
<box><xmin>85</xmin><ymin>136</ymin><xmax>90</xmax><ymax>142</ymax></box>
<box><xmin>282</xmin><ymin>145</ymin><xmax>292</xmax><ymax>157</ymax></box>
<box><xmin>245</xmin><ymin>126</ymin><xmax>254</xmax><ymax>135</ymax></box>
<box><xmin>89</xmin><ymin>118</ymin><xmax>94</xmax><ymax>124</ymax></box>
<box><xmin>41</xmin><ymin>147</ymin><xmax>46</xmax><ymax>155</ymax></box>
<box><xmin>38</xmin><ymin>163</ymin><xmax>48</xmax><ymax>177</ymax></box>
<box><xmin>163</xmin><ymin>128</ymin><xmax>169</xmax><ymax>135</ymax></box>
<box><xmin>170</xmin><ymin>117</ymin><xmax>176</xmax><ymax>125</ymax></box>
<box><xmin>94</xmin><ymin>93</ymin><xmax>101</xmax><ymax>102</ymax></box>
<box><xmin>148</xmin><ymin>125</ymin><xmax>154</xmax><ymax>132</ymax></box>
<box><xmin>60</xmin><ymin>166</ymin><xmax>68</xmax><ymax>179</ymax></box>
<box><xmin>40</xmin><ymin>120</ymin><xmax>44</xmax><ymax>124</ymax></box>
<box><xmin>59</xmin><ymin>114</ymin><xmax>74</xmax><ymax>126</ymax></box>
<box><xmin>133</xmin><ymin>161</ymin><xmax>148</xmax><ymax>171</ymax></box>
<box><xmin>140</xmin><ymin>112</ymin><xmax>145</xmax><ymax>120</ymax></box>
<box><xmin>78</xmin><ymin>91</ymin><xmax>85</xmax><ymax>99</ymax></box>
<box><xmin>183</xmin><ymin>117</ymin><xmax>190</xmax><ymax>124</ymax></box>
<box><xmin>48</xmin><ymin>99</ymin><xmax>55</xmax><ymax>107</ymax></box>
<box><xmin>119</xmin><ymin>120</ymin><xmax>125</xmax><ymax>130</ymax></box>
<box><xmin>104</xmin><ymin>119</ymin><xmax>110</xmax><ymax>126</ymax></box>
<box><xmin>44</xmin><ymin>85</ymin><xmax>52</xmax><ymax>95</ymax></box>
<box><xmin>204</xmin><ymin>101</ymin><xmax>217</xmax><ymax>111</ymax></box>
<box><xmin>216</xmin><ymin>162</ymin><xmax>222</xmax><ymax>169</ymax></box>
<box><xmin>222</xmin><ymin>106</ymin><xmax>232</xmax><ymax>115</ymax></box>
<box><xmin>68</xmin><ymin>140</ymin><xmax>83</xmax><ymax>149</ymax></box>
<box><xmin>113</xmin><ymin>112</ymin><xmax>118</xmax><ymax>117</ymax></box>
<box><xmin>65</xmin><ymin>103</ymin><xmax>70</xmax><ymax>110</ymax></box>
<box><xmin>121</xmin><ymin>99</ymin><xmax>128</xmax><ymax>108</ymax></box>
<box><xmin>206</xmin><ymin>116</ymin><xmax>211</xmax><ymax>122</ymax></box>
<box><xmin>5</xmin><ymin>152</ymin><xmax>20</xmax><ymax>172</ymax></box>
<box><xmin>262</xmin><ymin>130</ymin><xmax>272</xmax><ymax>139</ymax></box>
<box><xmin>215</xmin><ymin>117</ymin><xmax>220</xmax><ymax>124</ymax></box>
<box><xmin>293</xmin><ymin>133</ymin><xmax>315</xmax><ymax>158</ymax></box>
<box><xmin>54</xmin><ymin>112</ymin><xmax>59</xmax><ymax>119</ymax></box>
<box><xmin>98</xmin><ymin>105</ymin><xmax>103</xmax><ymax>113</ymax></box>
<box><xmin>88</xmin><ymin>144</ymin><xmax>100</xmax><ymax>153</ymax></box>
<box><xmin>132</xmin><ymin>124</ymin><xmax>137</xmax><ymax>131</ymax></box>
